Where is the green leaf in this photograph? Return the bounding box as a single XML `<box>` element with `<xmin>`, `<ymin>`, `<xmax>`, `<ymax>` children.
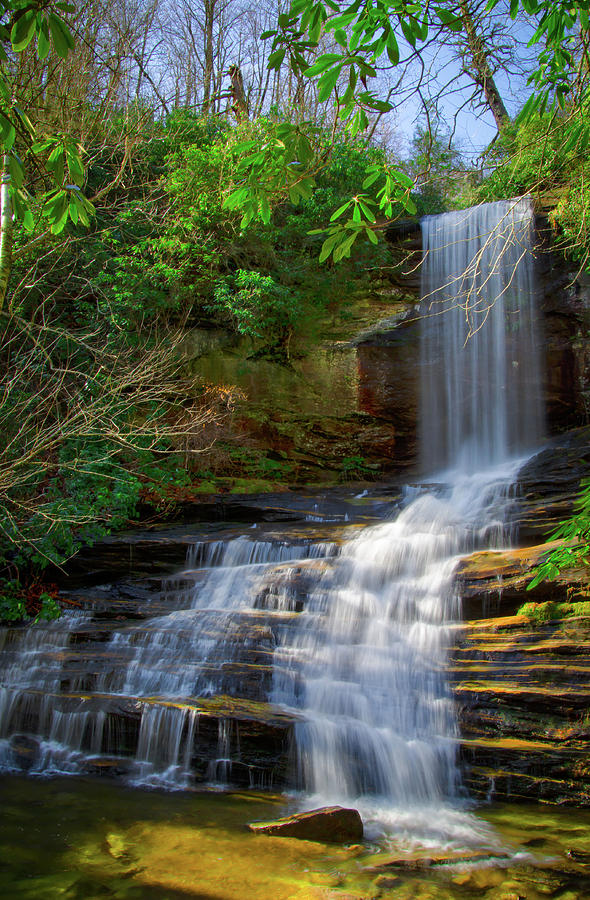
<box><xmin>386</xmin><ymin>38</ymin><xmax>399</xmax><ymax>66</ymax></box>
<box><xmin>48</xmin><ymin>13</ymin><xmax>75</xmax><ymax>59</ymax></box>
<box><xmin>391</xmin><ymin>169</ymin><xmax>414</xmax><ymax>189</ymax></box>
<box><xmin>359</xmin><ymin>200</ymin><xmax>376</xmax><ymax>222</ymax></box>
<box><xmin>22</xmin><ymin>206</ymin><xmax>34</xmax><ymax>232</ymax></box>
<box><xmin>404</xmin><ymin>195</ymin><xmax>417</xmax><ymax>214</ymax></box>
<box><xmin>305</xmin><ymin>52</ymin><xmax>342</xmax><ymax>76</ymax></box>
<box><xmin>326</xmin><ymin>11</ymin><xmax>358</xmax><ymax>29</ymax></box>
<box><xmin>65</xmin><ymin>146</ymin><xmax>84</xmax><ymax>185</ymax></box>
<box><xmin>318</xmin><ymin>65</ymin><xmax>341</xmax><ymax>102</ymax></box>
<box><xmin>1</xmin><ymin>122</ymin><xmax>16</xmax><ymax>151</ymax></box>
<box><xmin>260</xmin><ymin>194</ymin><xmax>271</xmax><ymax>224</ymax></box>
<box><xmin>13</xmin><ymin>105</ymin><xmax>34</xmax><ymax>135</ymax></box>
<box><xmin>319</xmin><ymin>230</ymin><xmax>341</xmax><ymax>263</ymax></box>
<box><xmin>330</xmin><ymin>200</ymin><xmax>352</xmax><ymax>221</ymax></box>
<box><xmin>51</xmin><ymin>207</ymin><xmax>69</xmax><ymax>234</ymax></box>
<box><xmin>294</xmin><ymin>177</ymin><xmax>314</xmax><ymax>200</ymax></box>
<box><xmin>268</xmin><ymin>48</ymin><xmax>286</xmax><ymax>69</ymax></box>
<box><xmin>7</xmin><ymin>153</ymin><xmax>24</xmax><ymax>189</ymax></box>
<box><xmin>37</xmin><ymin>19</ymin><xmax>50</xmax><ymax>59</ymax></box>
<box><xmin>333</xmin><ymin>230</ymin><xmax>358</xmax><ymax>262</ymax></box>
<box><xmin>73</xmin><ymin>193</ymin><xmax>91</xmax><ymax>226</ymax></box>
<box><xmin>44</xmin><ymin>190</ymin><xmax>68</xmax><ymax>222</ymax></box>
<box><xmin>366</xmin><ymin>227</ymin><xmax>378</xmax><ymax>245</ymax></box>
<box><xmin>436</xmin><ymin>8</ymin><xmax>463</xmax><ymax>31</ymax></box>
<box><xmin>11</xmin><ymin>9</ymin><xmax>36</xmax><ymax>52</ymax></box>
<box><xmin>400</xmin><ymin>18</ymin><xmax>417</xmax><ymax>48</ymax></box>
<box><xmin>362</xmin><ymin>171</ymin><xmax>380</xmax><ymax>189</ymax></box>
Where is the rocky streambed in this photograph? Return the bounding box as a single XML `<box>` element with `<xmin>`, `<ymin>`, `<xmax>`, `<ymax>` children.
<box><xmin>2</xmin><ymin>428</ymin><xmax>588</xmax><ymax>809</ymax></box>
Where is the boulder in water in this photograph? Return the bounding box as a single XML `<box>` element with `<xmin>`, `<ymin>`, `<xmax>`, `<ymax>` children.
<box><xmin>247</xmin><ymin>806</ymin><xmax>363</xmax><ymax>843</ymax></box>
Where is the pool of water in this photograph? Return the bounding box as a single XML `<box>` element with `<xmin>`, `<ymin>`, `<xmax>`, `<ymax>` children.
<box><xmin>2</xmin><ymin>775</ymin><xmax>589</xmax><ymax>899</ymax></box>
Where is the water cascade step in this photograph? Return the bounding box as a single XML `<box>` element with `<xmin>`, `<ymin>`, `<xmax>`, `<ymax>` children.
<box><xmin>0</xmin><ymin>199</ymin><xmax>545</xmax><ymax>844</ymax></box>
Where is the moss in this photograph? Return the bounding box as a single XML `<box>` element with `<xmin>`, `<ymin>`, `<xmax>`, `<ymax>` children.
<box><xmin>517</xmin><ymin>600</ymin><xmax>590</xmax><ymax>624</ymax></box>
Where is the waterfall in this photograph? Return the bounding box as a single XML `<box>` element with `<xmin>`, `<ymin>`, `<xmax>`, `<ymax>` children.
<box><xmin>270</xmin><ymin>199</ymin><xmax>543</xmax><ymax>838</ymax></box>
<box><xmin>420</xmin><ymin>199</ymin><xmax>544</xmax><ymax>473</ymax></box>
<box><xmin>0</xmin><ymin>199</ymin><xmax>543</xmax><ymax>846</ymax></box>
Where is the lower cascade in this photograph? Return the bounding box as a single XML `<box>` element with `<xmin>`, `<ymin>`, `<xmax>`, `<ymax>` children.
<box><xmin>0</xmin><ymin>199</ymin><xmax>544</xmax><ymax>847</ymax></box>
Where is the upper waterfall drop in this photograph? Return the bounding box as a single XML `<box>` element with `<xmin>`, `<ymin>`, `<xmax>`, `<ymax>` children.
<box><xmin>419</xmin><ymin>199</ymin><xmax>544</xmax><ymax>474</ymax></box>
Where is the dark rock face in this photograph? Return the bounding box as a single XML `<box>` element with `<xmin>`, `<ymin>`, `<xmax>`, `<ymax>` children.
<box><xmin>355</xmin><ymin>315</ymin><xmax>421</xmax><ymax>472</ymax></box>
<box><xmin>247</xmin><ymin>806</ymin><xmax>363</xmax><ymax>842</ymax></box>
<box><xmin>535</xmin><ymin>216</ymin><xmax>590</xmax><ymax>434</ymax></box>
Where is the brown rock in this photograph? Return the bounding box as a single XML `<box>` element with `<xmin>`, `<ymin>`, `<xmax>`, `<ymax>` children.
<box><xmin>247</xmin><ymin>805</ymin><xmax>363</xmax><ymax>843</ymax></box>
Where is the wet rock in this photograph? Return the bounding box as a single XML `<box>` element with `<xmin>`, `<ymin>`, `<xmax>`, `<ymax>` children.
<box><xmin>247</xmin><ymin>806</ymin><xmax>363</xmax><ymax>843</ymax></box>
<box><xmin>512</xmin><ymin>426</ymin><xmax>590</xmax><ymax>542</ymax></box>
<box><xmin>9</xmin><ymin>733</ymin><xmax>40</xmax><ymax>769</ymax></box>
<box><xmin>374</xmin><ymin>874</ymin><xmax>403</xmax><ymax>889</ymax></box>
<box><xmin>454</xmin><ymin>544</ymin><xmax>572</xmax><ymax>618</ymax></box>
<box><xmin>105</xmin><ymin>832</ymin><xmax>128</xmax><ymax>859</ymax></box>
<box><xmin>368</xmin><ymin>850</ymin><xmax>510</xmax><ymax>872</ymax></box>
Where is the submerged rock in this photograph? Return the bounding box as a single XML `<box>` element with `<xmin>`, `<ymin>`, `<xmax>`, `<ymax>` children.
<box><xmin>247</xmin><ymin>806</ymin><xmax>363</xmax><ymax>843</ymax></box>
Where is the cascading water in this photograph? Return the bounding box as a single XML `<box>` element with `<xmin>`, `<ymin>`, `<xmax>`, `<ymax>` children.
<box><xmin>0</xmin><ymin>199</ymin><xmax>544</xmax><ymax>849</ymax></box>
<box><xmin>420</xmin><ymin>198</ymin><xmax>544</xmax><ymax>473</ymax></box>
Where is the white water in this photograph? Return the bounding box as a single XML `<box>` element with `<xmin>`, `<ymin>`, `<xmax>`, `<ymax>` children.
<box><xmin>272</xmin><ymin>461</ymin><xmax>525</xmax><ymax>846</ymax></box>
<box><xmin>0</xmin><ymin>199</ymin><xmax>544</xmax><ymax>852</ymax></box>
<box><xmin>420</xmin><ymin>199</ymin><xmax>544</xmax><ymax>473</ymax></box>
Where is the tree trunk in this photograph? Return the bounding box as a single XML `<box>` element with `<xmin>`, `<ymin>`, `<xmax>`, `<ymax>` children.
<box><xmin>0</xmin><ymin>156</ymin><xmax>13</xmax><ymax>314</ymax></box>
<box><xmin>229</xmin><ymin>65</ymin><xmax>248</xmax><ymax>122</ymax></box>
<box><xmin>202</xmin><ymin>0</ymin><xmax>214</xmax><ymax>115</ymax></box>
<box><xmin>460</xmin><ymin>0</ymin><xmax>510</xmax><ymax>131</ymax></box>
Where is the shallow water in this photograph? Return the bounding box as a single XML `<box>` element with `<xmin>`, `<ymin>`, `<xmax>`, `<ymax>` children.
<box><xmin>2</xmin><ymin>775</ymin><xmax>589</xmax><ymax>900</ymax></box>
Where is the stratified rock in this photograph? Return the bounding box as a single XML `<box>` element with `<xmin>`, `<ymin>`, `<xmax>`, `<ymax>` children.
<box><xmin>452</xmin><ymin>613</ymin><xmax>590</xmax><ymax>805</ymax></box>
<box><xmin>247</xmin><ymin>806</ymin><xmax>363</xmax><ymax>843</ymax></box>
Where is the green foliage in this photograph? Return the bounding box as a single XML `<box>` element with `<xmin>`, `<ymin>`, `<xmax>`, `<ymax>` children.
<box><xmin>527</xmin><ymin>478</ymin><xmax>590</xmax><ymax>590</ymax></box>
<box><xmin>243</xmin><ymin>0</ymin><xmax>590</xmax><ymax>260</ymax></box>
<box><xmin>91</xmin><ymin>119</ymin><xmax>389</xmax><ymax>348</ymax></box>
<box><xmin>266</xmin><ymin>0</ymin><xmax>589</xmax><ymax>125</ymax></box>
<box><xmin>1</xmin><ymin>436</ymin><xmax>142</xmax><ymax>572</ymax></box>
<box><xmin>211</xmin><ymin>270</ymin><xmax>298</xmax><ymax>348</ymax></box>
<box><xmin>0</xmin><ymin>580</ymin><xmax>27</xmax><ymax>621</ymax></box>
<box><xmin>407</xmin><ymin>124</ymin><xmax>467</xmax><ymax>215</ymax></box>
<box><xmin>0</xmin><ymin>0</ymin><xmax>93</xmax><ymax>236</ymax></box>
<box><xmin>476</xmin><ymin>101</ymin><xmax>590</xmax><ymax>267</ymax></box>
<box><xmin>339</xmin><ymin>455</ymin><xmax>376</xmax><ymax>481</ymax></box>
<box><xmin>0</xmin><ymin>579</ymin><xmax>61</xmax><ymax>624</ymax></box>
<box><xmin>224</xmin><ymin>117</ymin><xmax>415</xmax><ymax>262</ymax></box>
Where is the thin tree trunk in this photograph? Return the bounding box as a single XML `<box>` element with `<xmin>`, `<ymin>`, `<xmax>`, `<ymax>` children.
<box><xmin>229</xmin><ymin>65</ymin><xmax>248</xmax><ymax>121</ymax></box>
<box><xmin>202</xmin><ymin>0</ymin><xmax>214</xmax><ymax>114</ymax></box>
<box><xmin>460</xmin><ymin>0</ymin><xmax>510</xmax><ymax>131</ymax></box>
<box><xmin>0</xmin><ymin>156</ymin><xmax>13</xmax><ymax>314</ymax></box>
